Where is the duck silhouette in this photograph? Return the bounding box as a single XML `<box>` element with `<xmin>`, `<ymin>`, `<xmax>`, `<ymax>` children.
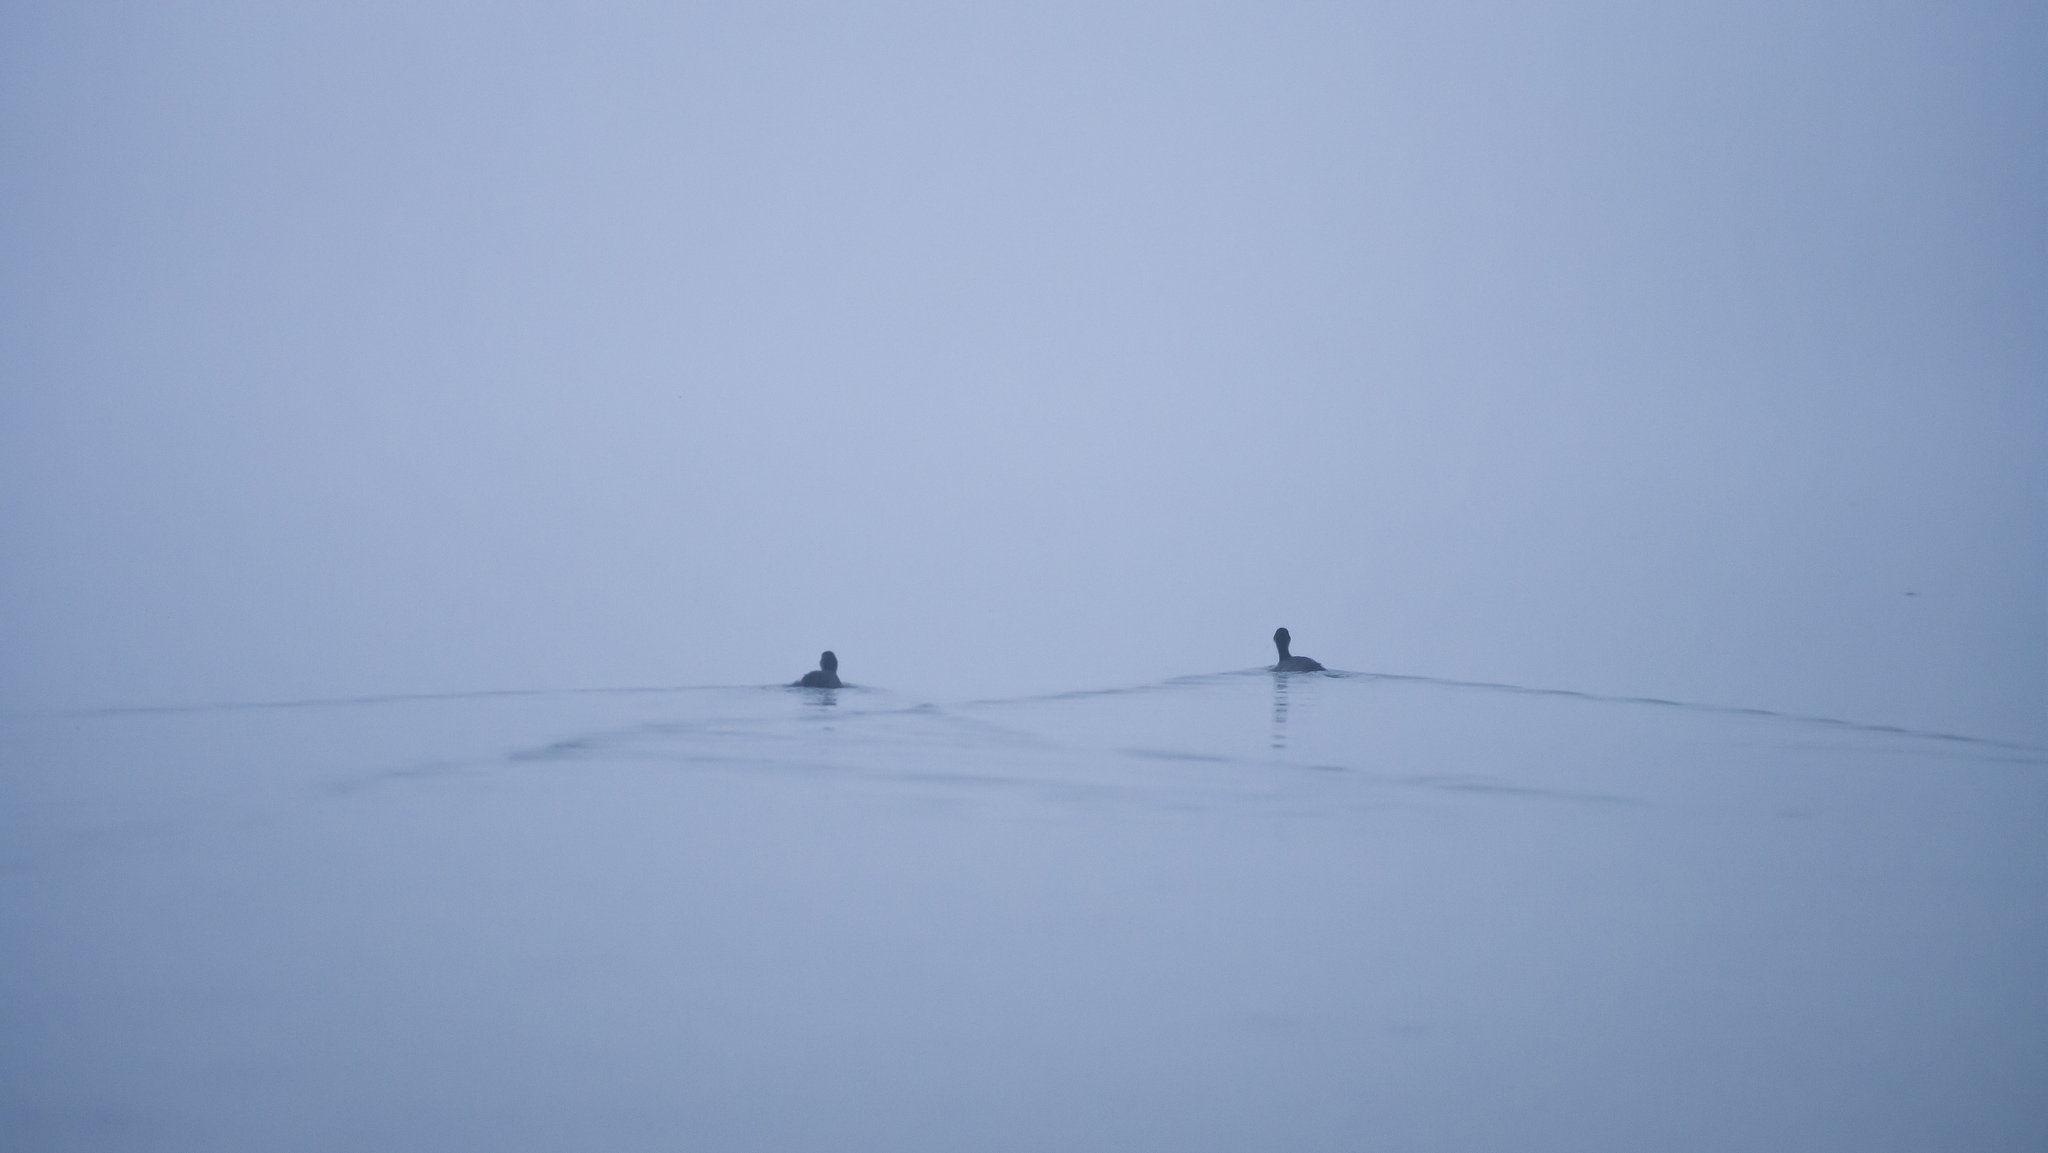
<box><xmin>1271</xmin><ymin>628</ymin><xmax>1325</xmax><ymax>672</ymax></box>
<box><xmin>796</xmin><ymin>650</ymin><xmax>842</xmax><ymax>688</ymax></box>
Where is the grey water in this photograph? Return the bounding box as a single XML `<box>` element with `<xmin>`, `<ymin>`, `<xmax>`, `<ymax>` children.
<box><xmin>4</xmin><ymin>671</ymin><xmax>2044</xmax><ymax>1152</ymax></box>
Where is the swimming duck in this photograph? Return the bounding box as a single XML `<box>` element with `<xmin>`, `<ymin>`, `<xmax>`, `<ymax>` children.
<box><xmin>1272</xmin><ymin>628</ymin><xmax>1324</xmax><ymax>672</ymax></box>
<box><xmin>796</xmin><ymin>650</ymin><xmax>842</xmax><ymax>688</ymax></box>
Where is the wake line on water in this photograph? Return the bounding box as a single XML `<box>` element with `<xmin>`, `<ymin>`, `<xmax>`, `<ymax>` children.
<box><xmin>6</xmin><ymin>684</ymin><xmax>728</xmax><ymax>719</ymax></box>
<box><xmin>1358</xmin><ymin>670</ymin><xmax>2044</xmax><ymax>754</ymax></box>
<box><xmin>10</xmin><ymin>672</ymin><xmax>2042</xmax><ymax>757</ymax></box>
<box><xmin>960</xmin><ymin>669</ymin><xmax>2048</xmax><ymax>756</ymax></box>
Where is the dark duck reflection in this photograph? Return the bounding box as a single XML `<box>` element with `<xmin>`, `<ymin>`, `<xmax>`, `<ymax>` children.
<box><xmin>1271</xmin><ymin>628</ymin><xmax>1325</xmax><ymax>673</ymax></box>
<box><xmin>1271</xmin><ymin>673</ymin><xmax>1292</xmax><ymax>750</ymax></box>
<box><xmin>796</xmin><ymin>650</ymin><xmax>842</xmax><ymax>688</ymax></box>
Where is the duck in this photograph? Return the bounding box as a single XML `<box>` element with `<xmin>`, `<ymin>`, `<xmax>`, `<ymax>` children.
<box><xmin>796</xmin><ymin>650</ymin><xmax>842</xmax><ymax>688</ymax></box>
<box><xmin>1271</xmin><ymin>628</ymin><xmax>1324</xmax><ymax>672</ymax></box>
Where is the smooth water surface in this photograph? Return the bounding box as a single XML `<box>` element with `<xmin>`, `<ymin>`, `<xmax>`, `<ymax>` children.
<box><xmin>4</xmin><ymin>673</ymin><xmax>2044</xmax><ymax>1151</ymax></box>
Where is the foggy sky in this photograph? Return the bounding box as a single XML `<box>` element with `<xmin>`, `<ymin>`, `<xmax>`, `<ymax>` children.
<box><xmin>3</xmin><ymin>1</ymin><xmax>2043</xmax><ymax>741</ymax></box>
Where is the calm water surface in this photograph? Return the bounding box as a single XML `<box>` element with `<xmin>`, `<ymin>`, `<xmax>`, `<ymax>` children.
<box><xmin>4</xmin><ymin>672</ymin><xmax>2044</xmax><ymax>1151</ymax></box>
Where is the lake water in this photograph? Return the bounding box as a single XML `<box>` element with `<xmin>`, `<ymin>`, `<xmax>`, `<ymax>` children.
<box><xmin>4</xmin><ymin>670</ymin><xmax>2044</xmax><ymax>1151</ymax></box>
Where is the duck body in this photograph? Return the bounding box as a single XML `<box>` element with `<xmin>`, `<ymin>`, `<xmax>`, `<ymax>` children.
<box><xmin>1271</xmin><ymin>628</ymin><xmax>1325</xmax><ymax>672</ymax></box>
<box><xmin>796</xmin><ymin>650</ymin><xmax>842</xmax><ymax>688</ymax></box>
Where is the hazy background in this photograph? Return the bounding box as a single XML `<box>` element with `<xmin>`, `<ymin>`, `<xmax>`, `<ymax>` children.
<box><xmin>3</xmin><ymin>0</ymin><xmax>2042</xmax><ymax>740</ymax></box>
